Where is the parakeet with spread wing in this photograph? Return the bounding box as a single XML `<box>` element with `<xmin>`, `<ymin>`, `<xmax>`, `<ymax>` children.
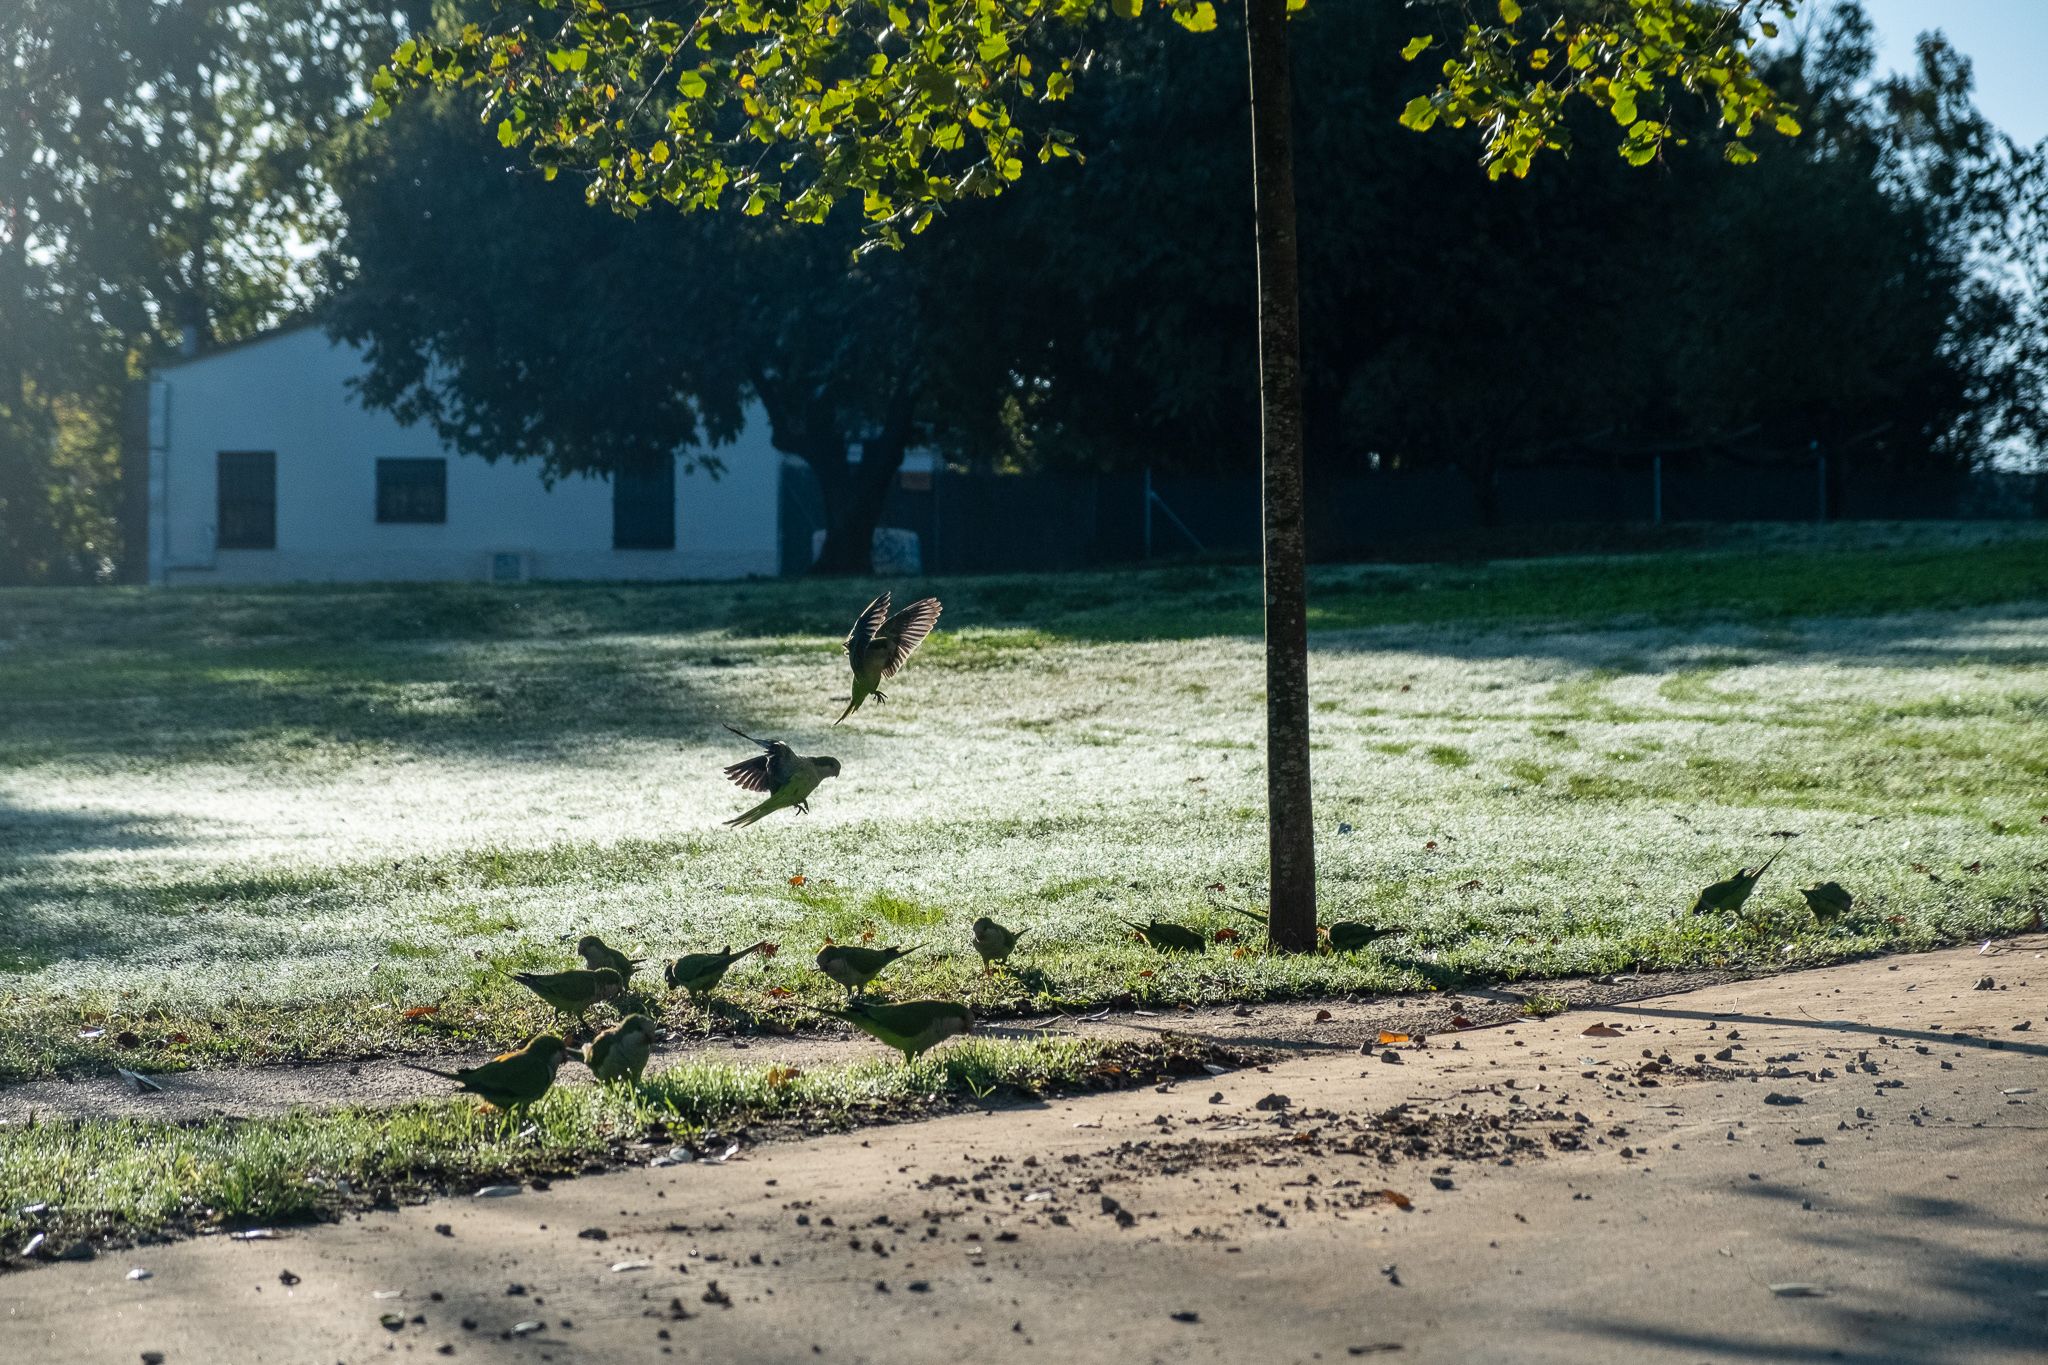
<box><xmin>720</xmin><ymin>724</ymin><xmax>842</xmax><ymax>827</ymax></box>
<box><xmin>837</xmin><ymin>592</ymin><xmax>942</xmax><ymax>724</ymax></box>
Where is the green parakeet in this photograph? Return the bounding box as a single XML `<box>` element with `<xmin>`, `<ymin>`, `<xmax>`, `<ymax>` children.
<box><xmin>1801</xmin><ymin>881</ymin><xmax>1854</xmax><ymax>926</ymax></box>
<box><xmin>824</xmin><ymin>999</ymin><xmax>974</xmax><ymax>1062</ymax></box>
<box><xmin>513</xmin><ymin>967</ymin><xmax>625</xmax><ymax>1023</ymax></box>
<box><xmin>1325</xmin><ymin>921</ymin><xmax>1394</xmax><ymax>954</ymax></box>
<box><xmin>666</xmin><ymin>941</ymin><xmax>773</xmax><ymax>997</ymax></box>
<box><xmin>1690</xmin><ymin>851</ymin><xmax>1780</xmax><ymax>916</ymax></box>
<box><xmin>576</xmin><ymin>934</ymin><xmax>643</xmax><ymax>984</ymax></box>
<box><xmin>721</xmin><ymin>724</ymin><xmax>842</xmax><ymax>827</ymax></box>
<box><xmin>583</xmin><ymin>1014</ymin><xmax>659</xmax><ymax>1084</ymax></box>
<box><xmin>837</xmin><ymin>593</ymin><xmax>942</xmax><ymax>724</ymax></box>
<box><xmin>971</xmin><ymin>917</ymin><xmax>1025</xmax><ymax>974</ymax></box>
<box><xmin>1120</xmin><ymin>919</ymin><xmax>1207</xmax><ymax>954</ymax></box>
<box><xmin>815</xmin><ymin>942</ymin><xmax>920</xmax><ymax>997</ymax></box>
<box><xmin>404</xmin><ymin>1035</ymin><xmax>568</xmax><ymax>1110</ymax></box>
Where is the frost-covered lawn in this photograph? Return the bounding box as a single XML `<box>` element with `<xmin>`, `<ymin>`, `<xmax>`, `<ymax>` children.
<box><xmin>2</xmin><ymin>523</ymin><xmax>2044</xmax><ymax>1080</ymax></box>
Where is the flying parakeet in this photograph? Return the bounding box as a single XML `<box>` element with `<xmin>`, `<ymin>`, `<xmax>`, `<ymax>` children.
<box><xmin>1690</xmin><ymin>851</ymin><xmax>1780</xmax><ymax>916</ymax></box>
<box><xmin>583</xmin><ymin>1014</ymin><xmax>659</xmax><ymax>1084</ymax></box>
<box><xmin>815</xmin><ymin>942</ymin><xmax>920</xmax><ymax>997</ymax></box>
<box><xmin>576</xmin><ymin>934</ymin><xmax>643</xmax><ymax>984</ymax></box>
<box><xmin>824</xmin><ymin>999</ymin><xmax>974</xmax><ymax>1063</ymax></box>
<box><xmin>404</xmin><ymin>1035</ymin><xmax>568</xmax><ymax>1110</ymax></box>
<box><xmin>666</xmin><ymin>941</ymin><xmax>773</xmax><ymax>998</ymax></box>
<box><xmin>1801</xmin><ymin>881</ymin><xmax>1854</xmax><ymax>927</ymax></box>
<box><xmin>971</xmin><ymin>917</ymin><xmax>1025</xmax><ymax>974</ymax></box>
<box><xmin>513</xmin><ymin>967</ymin><xmax>625</xmax><ymax>1023</ymax></box>
<box><xmin>838</xmin><ymin>593</ymin><xmax>943</xmax><ymax>724</ymax></box>
<box><xmin>1120</xmin><ymin>919</ymin><xmax>1207</xmax><ymax>954</ymax></box>
<box><xmin>721</xmin><ymin>724</ymin><xmax>843</xmax><ymax>827</ymax></box>
<box><xmin>1325</xmin><ymin>921</ymin><xmax>1395</xmax><ymax>954</ymax></box>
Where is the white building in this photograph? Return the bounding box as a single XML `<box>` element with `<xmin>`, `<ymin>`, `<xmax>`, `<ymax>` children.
<box><xmin>145</xmin><ymin>323</ymin><xmax>785</xmax><ymax>585</ymax></box>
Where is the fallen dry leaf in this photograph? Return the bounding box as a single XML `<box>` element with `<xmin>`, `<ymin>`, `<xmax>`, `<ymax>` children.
<box><xmin>1214</xmin><ymin>927</ymin><xmax>1240</xmax><ymax>942</ymax></box>
<box><xmin>1314</xmin><ymin>1009</ymin><xmax>1333</xmax><ymax>1022</ymax></box>
<box><xmin>1457</xmin><ymin>879</ymin><xmax>1485</xmax><ymax>892</ymax></box>
<box><xmin>1378</xmin><ymin>1031</ymin><xmax>1410</xmax><ymax>1046</ymax></box>
<box><xmin>764</xmin><ymin>1065</ymin><xmax>801</xmax><ymax>1089</ymax></box>
<box><xmin>758</xmin><ymin>942</ymin><xmax>780</xmax><ymax>959</ymax></box>
<box><xmin>1136</xmin><ymin>970</ymin><xmax>1155</xmax><ymax>979</ymax></box>
<box><xmin>1378</xmin><ymin>1189</ymin><xmax>1413</xmax><ymax>1210</ymax></box>
<box><xmin>1424</xmin><ymin>840</ymin><xmax>1439</xmax><ymax>851</ymax></box>
<box><xmin>859</xmin><ymin>927</ymin><xmax>877</xmax><ymax>944</ymax></box>
<box><xmin>402</xmin><ymin>1005</ymin><xmax>439</xmax><ymax>1021</ymax></box>
<box><xmin>1582</xmin><ymin>1023</ymin><xmax>1624</xmax><ymax>1038</ymax></box>
<box><xmin>766</xmin><ymin>986</ymin><xmax>793</xmax><ymax>1000</ymax></box>
<box><xmin>1449</xmin><ymin>1015</ymin><xmax>1475</xmax><ymax>1029</ymax></box>
<box><xmin>788</xmin><ymin>874</ymin><xmax>807</xmax><ymax>887</ymax></box>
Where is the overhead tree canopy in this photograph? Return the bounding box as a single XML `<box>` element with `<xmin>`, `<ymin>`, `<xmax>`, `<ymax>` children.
<box><xmin>373</xmin><ymin>0</ymin><xmax>1802</xmax><ymax>243</ymax></box>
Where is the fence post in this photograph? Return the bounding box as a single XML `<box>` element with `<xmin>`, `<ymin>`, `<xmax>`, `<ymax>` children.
<box><xmin>1651</xmin><ymin>456</ymin><xmax>1663</xmax><ymax>526</ymax></box>
<box><xmin>1142</xmin><ymin>466</ymin><xmax>1154</xmax><ymax>559</ymax></box>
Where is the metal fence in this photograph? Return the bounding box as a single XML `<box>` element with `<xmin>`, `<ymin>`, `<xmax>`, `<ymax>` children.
<box><xmin>781</xmin><ymin>461</ymin><xmax>2048</xmax><ymax>576</ymax></box>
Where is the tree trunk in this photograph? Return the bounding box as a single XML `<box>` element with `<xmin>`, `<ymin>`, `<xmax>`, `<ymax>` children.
<box><xmin>1246</xmin><ymin>0</ymin><xmax>1317</xmax><ymax>952</ymax></box>
<box><xmin>807</xmin><ymin>390</ymin><xmax>913</xmax><ymax>575</ymax></box>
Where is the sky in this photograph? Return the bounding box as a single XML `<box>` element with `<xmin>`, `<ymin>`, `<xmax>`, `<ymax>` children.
<box><xmin>1847</xmin><ymin>0</ymin><xmax>2048</xmax><ymax>145</ymax></box>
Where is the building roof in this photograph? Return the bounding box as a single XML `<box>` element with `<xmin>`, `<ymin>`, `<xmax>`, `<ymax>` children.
<box><xmin>151</xmin><ymin>317</ymin><xmax>325</xmax><ymax>373</ymax></box>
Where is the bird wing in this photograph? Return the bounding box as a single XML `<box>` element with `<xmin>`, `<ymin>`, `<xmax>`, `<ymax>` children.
<box><xmin>872</xmin><ymin>597</ymin><xmax>942</xmax><ymax>677</ymax></box>
<box><xmin>845</xmin><ymin>593</ymin><xmax>891</xmax><ymax>666</ymax></box>
<box><xmin>723</xmin><ymin>740</ymin><xmax>797</xmax><ymax>793</ymax></box>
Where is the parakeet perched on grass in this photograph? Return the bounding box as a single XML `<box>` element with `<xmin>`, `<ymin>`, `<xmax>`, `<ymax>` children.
<box><xmin>721</xmin><ymin>724</ymin><xmax>842</xmax><ymax>828</ymax></box>
<box><xmin>1324</xmin><ymin>921</ymin><xmax>1395</xmax><ymax>953</ymax></box>
<box><xmin>815</xmin><ymin>942</ymin><xmax>920</xmax><ymax>997</ymax></box>
<box><xmin>971</xmin><ymin>917</ymin><xmax>1025</xmax><ymax>974</ymax></box>
<box><xmin>1690</xmin><ymin>851</ymin><xmax>1780</xmax><ymax>916</ymax></box>
<box><xmin>513</xmin><ymin>967</ymin><xmax>625</xmax><ymax>1024</ymax></box>
<box><xmin>666</xmin><ymin>941</ymin><xmax>774</xmax><ymax>998</ymax></box>
<box><xmin>583</xmin><ymin>1014</ymin><xmax>659</xmax><ymax>1084</ymax></box>
<box><xmin>837</xmin><ymin>593</ymin><xmax>942</xmax><ymax>724</ymax></box>
<box><xmin>1801</xmin><ymin>881</ymin><xmax>1854</xmax><ymax>927</ymax></box>
<box><xmin>404</xmin><ymin>1035</ymin><xmax>568</xmax><ymax>1110</ymax></box>
<box><xmin>576</xmin><ymin>934</ymin><xmax>643</xmax><ymax>984</ymax></box>
<box><xmin>824</xmin><ymin>999</ymin><xmax>974</xmax><ymax>1063</ymax></box>
<box><xmin>1120</xmin><ymin>919</ymin><xmax>1207</xmax><ymax>954</ymax></box>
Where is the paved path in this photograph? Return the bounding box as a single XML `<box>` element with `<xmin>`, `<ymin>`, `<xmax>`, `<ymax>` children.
<box><xmin>3</xmin><ymin>940</ymin><xmax>2044</xmax><ymax>1363</ymax></box>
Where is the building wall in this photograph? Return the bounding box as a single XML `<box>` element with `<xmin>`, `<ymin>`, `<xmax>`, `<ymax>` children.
<box><xmin>148</xmin><ymin>326</ymin><xmax>781</xmax><ymax>585</ymax></box>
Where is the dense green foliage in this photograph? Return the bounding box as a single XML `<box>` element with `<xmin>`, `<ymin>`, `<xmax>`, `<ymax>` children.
<box><xmin>0</xmin><ymin>0</ymin><xmax>406</xmax><ymax>583</ymax></box>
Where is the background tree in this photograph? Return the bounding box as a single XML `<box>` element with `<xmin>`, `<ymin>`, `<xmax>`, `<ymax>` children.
<box><xmin>0</xmin><ymin>0</ymin><xmax>404</xmax><ymax>583</ymax></box>
<box><xmin>328</xmin><ymin>101</ymin><xmax>942</xmax><ymax>574</ymax></box>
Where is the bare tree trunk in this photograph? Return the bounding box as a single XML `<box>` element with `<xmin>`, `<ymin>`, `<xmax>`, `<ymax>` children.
<box><xmin>1246</xmin><ymin>0</ymin><xmax>1317</xmax><ymax>952</ymax></box>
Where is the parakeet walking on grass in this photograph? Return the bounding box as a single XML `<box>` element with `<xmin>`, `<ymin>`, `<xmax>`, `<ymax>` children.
<box><xmin>1690</xmin><ymin>851</ymin><xmax>1780</xmax><ymax>917</ymax></box>
<box><xmin>404</xmin><ymin>1035</ymin><xmax>568</xmax><ymax>1110</ymax></box>
<box><xmin>513</xmin><ymin>967</ymin><xmax>625</xmax><ymax>1024</ymax></box>
<box><xmin>576</xmin><ymin>934</ymin><xmax>643</xmax><ymax>984</ymax></box>
<box><xmin>816</xmin><ymin>942</ymin><xmax>920</xmax><ymax>997</ymax></box>
<box><xmin>971</xmin><ymin>917</ymin><xmax>1025</xmax><ymax>974</ymax></box>
<box><xmin>666</xmin><ymin>941</ymin><xmax>774</xmax><ymax>998</ymax></box>
<box><xmin>1120</xmin><ymin>919</ymin><xmax>1207</xmax><ymax>954</ymax></box>
<box><xmin>583</xmin><ymin>1014</ymin><xmax>659</xmax><ymax>1084</ymax></box>
<box><xmin>1325</xmin><ymin>921</ymin><xmax>1395</xmax><ymax>954</ymax></box>
<box><xmin>837</xmin><ymin>593</ymin><xmax>942</xmax><ymax>724</ymax></box>
<box><xmin>1801</xmin><ymin>881</ymin><xmax>1854</xmax><ymax>927</ymax></box>
<box><xmin>825</xmin><ymin>999</ymin><xmax>974</xmax><ymax>1063</ymax></box>
<box><xmin>721</xmin><ymin>724</ymin><xmax>842</xmax><ymax>827</ymax></box>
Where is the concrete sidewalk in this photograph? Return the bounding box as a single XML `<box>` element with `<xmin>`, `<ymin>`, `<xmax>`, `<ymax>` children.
<box><xmin>4</xmin><ymin>940</ymin><xmax>2043</xmax><ymax>1363</ymax></box>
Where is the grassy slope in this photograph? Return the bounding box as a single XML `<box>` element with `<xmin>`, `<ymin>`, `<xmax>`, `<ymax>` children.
<box><xmin>1</xmin><ymin>523</ymin><xmax>2045</xmax><ymax>1080</ymax></box>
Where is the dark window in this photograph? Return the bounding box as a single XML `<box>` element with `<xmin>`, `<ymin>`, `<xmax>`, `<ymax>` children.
<box><xmin>613</xmin><ymin>455</ymin><xmax>676</xmax><ymax>550</ymax></box>
<box><xmin>376</xmin><ymin>458</ymin><xmax>448</xmax><ymax>524</ymax></box>
<box><xmin>216</xmin><ymin>451</ymin><xmax>276</xmax><ymax>549</ymax></box>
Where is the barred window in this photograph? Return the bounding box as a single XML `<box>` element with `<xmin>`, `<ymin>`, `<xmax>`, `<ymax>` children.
<box><xmin>216</xmin><ymin>451</ymin><xmax>276</xmax><ymax>549</ymax></box>
<box><xmin>376</xmin><ymin>458</ymin><xmax>447</xmax><ymax>524</ymax></box>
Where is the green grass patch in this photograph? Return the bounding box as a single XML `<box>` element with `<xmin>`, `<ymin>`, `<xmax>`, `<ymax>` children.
<box><xmin>0</xmin><ymin>1036</ymin><xmax>1237</xmax><ymax>1258</ymax></box>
